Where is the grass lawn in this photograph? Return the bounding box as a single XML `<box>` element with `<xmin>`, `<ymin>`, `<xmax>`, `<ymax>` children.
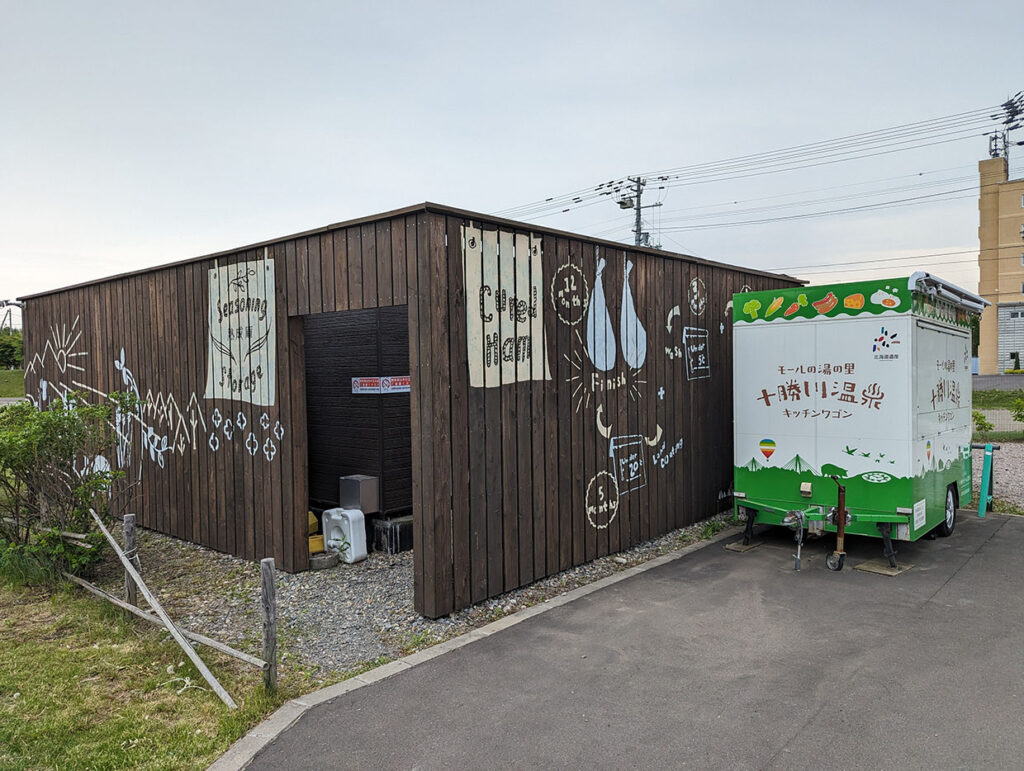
<box><xmin>972</xmin><ymin>388</ymin><xmax>1024</xmax><ymax>409</ymax></box>
<box><xmin>0</xmin><ymin>580</ymin><xmax>312</xmax><ymax>770</ymax></box>
<box><xmin>0</xmin><ymin>369</ymin><xmax>23</xmax><ymax>398</ymax></box>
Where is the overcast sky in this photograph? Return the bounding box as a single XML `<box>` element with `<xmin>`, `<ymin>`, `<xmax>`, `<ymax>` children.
<box><xmin>2</xmin><ymin>1</ymin><xmax>1022</xmax><ymax>307</ymax></box>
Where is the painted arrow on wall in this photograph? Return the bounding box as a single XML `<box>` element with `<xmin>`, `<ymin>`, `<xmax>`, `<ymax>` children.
<box><xmin>666</xmin><ymin>305</ymin><xmax>680</xmax><ymax>333</ymax></box>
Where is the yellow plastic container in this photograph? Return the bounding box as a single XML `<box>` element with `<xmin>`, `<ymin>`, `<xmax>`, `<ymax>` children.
<box><xmin>308</xmin><ymin>534</ymin><xmax>325</xmax><ymax>554</ymax></box>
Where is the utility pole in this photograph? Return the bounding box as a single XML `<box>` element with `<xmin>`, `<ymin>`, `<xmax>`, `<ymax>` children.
<box><xmin>988</xmin><ymin>92</ymin><xmax>1024</xmax><ymax>161</ymax></box>
<box><xmin>0</xmin><ymin>300</ymin><xmax>22</xmax><ymax>334</ymax></box>
<box><xmin>617</xmin><ymin>177</ymin><xmax>662</xmax><ymax>248</ymax></box>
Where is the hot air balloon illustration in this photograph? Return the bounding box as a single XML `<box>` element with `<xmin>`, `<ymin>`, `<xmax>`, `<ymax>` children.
<box><xmin>620</xmin><ymin>259</ymin><xmax>647</xmax><ymax>369</ymax></box>
<box><xmin>586</xmin><ymin>251</ymin><xmax>616</xmax><ymax>371</ymax></box>
<box><xmin>759</xmin><ymin>439</ymin><xmax>776</xmax><ymax>460</ymax></box>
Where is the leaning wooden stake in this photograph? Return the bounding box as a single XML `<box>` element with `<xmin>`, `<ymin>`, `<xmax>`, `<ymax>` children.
<box><xmin>89</xmin><ymin>509</ymin><xmax>238</xmax><ymax>709</ymax></box>
<box><xmin>260</xmin><ymin>558</ymin><xmax>278</xmax><ymax>693</ymax></box>
<box><xmin>63</xmin><ymin>572</ymin><xmax>268</xmax><ymax>670</ymax></box>
<box><xmin>123</xmin><ymin>513</ymin><xmax>140</xmax><ymax>607</ymax></box>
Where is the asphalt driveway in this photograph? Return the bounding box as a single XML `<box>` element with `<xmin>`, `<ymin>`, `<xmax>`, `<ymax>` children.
<box><xmin>245</xmin><ymin>514</ymin><xmax>1024</xmax><ymax>770</ymax></box>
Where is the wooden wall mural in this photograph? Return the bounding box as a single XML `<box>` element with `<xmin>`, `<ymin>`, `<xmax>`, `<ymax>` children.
<box><xmin>21</xmin><ymin>204</ymin><xmax>799</xmax><ymax>617</ymax></box>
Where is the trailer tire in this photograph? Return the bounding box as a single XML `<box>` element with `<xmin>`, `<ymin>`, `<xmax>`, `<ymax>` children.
<box><xmin>936</xmin><ymin>485</ymin><xmax>958</xmax><ymax>538</ymax></box>
<box><xmin>825</xmin><ymin>551</ymin><xmax>845</xmax><ymax>571</ymax></box>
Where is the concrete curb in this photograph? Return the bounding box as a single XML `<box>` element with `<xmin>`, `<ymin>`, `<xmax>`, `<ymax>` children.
<box><xmin>208</xmin><ymin>525</ymin><xmax>741</xmax><ymax>770</ymax></box>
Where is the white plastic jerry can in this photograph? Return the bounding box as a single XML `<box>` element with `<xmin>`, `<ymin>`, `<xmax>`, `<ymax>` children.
<box><xmin>322</xmin><ymin>507</ymin><xmax>368</xmax><ymax>563</ymax></box>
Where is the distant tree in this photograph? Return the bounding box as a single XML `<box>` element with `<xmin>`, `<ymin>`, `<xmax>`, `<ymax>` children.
<box><xmin>0</xmin><ymin>329</ymin><xmax>23</xmax><ymax>368</ymax></box>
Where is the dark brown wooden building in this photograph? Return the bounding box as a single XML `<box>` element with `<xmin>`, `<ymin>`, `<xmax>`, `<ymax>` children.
<box><xmin>20</xmin><ymin>203</ymin><xmax>799</xmax><ymax>617</ymax></box>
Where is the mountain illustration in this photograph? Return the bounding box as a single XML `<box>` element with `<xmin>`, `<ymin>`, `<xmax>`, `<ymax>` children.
<box><xmin>781</xmin><ymin>454</ymin><xmax>819</xmax><ymax>475</ymax></box>
<box><xmin>742</xmin><ymin>457</ymin><xmax>764</xmax><ymax>472</ymax></box>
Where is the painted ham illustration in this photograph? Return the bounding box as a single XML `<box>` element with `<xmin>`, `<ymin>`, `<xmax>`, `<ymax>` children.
<box><xmin>586</xmin><ymin>252</ymin><xmax>617</xmax><ymax>371</ymax></box>
<box><xmin>620</xmin><ymin>259</ymin><xmax>647</xmax><ymax>369</ymax></box>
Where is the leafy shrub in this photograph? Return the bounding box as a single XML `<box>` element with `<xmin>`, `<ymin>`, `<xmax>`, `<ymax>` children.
<box><xmin>0</xmin><ymin>395</ymin><xmax>122</xmax><ymax>580</ymax></box>
<box><xmin>973</xmin><ymin>410</ymin><xmax>994</xmax><ymax>434</ymax></box>
<box><xmin>1012</xmin><ymin>399</ymin><xmax>1024</xmax><ymax>425</ymax></box>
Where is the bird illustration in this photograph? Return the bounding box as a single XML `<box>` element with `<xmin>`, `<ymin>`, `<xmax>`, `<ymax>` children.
<box><xmin>843</xmin><ymin>445</ymin><xmax>857</xmax><ymax>456</ymax></box>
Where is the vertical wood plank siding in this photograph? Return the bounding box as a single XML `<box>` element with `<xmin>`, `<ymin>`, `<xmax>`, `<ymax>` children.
<box><xmin>21</xmin><ymin>204</ymin><xmax>797</xmax><ymax>614</ymax></box>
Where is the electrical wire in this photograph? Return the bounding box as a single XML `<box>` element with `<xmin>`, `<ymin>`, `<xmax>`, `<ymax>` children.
<box><xmin>493</xmin><ymin>104</ymin><xmax>1003</xmax><ymax>221</ymax></box>
<box><xmin>658</xmin><ymin>189</ymin><xmax>977</xmax><ymax>232</ymax></box>
<box><xmin>656</xmin><ymin>175</ymin><xmax>976</xmax><ymax>225</ymax></box>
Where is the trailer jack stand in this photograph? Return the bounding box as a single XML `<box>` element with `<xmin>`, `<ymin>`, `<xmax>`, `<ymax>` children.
<box><xmin>742</xmin><ymin>508</ymin><xmax>757</xmax><ymax>546</ymax></box>
<box><xmin>877</xmin><ymin>523</ymin><xmax>897</xmax><ymax>569</ymax></box>
<box><xmin>791</xmin><ymin>511</ymin><xmax>805</xmax><ymax>571</ymax></box>
<box><xmin>826</xmin><ymin>476</ymin><xmax>847</xmax><ymax>571</ymax></box>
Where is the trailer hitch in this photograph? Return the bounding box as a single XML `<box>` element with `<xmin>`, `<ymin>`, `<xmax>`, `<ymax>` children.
<box><xmin>826</xmin><ymin>476</ymin><xmax>847</xmax><ymax>571</ymax></box>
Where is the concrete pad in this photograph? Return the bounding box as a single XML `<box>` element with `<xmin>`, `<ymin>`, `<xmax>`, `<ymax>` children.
<box><xmin>724</xmin><ymin>539</ymin><xmax>762</xmax><ymax>552</ymax></box>
<box><xmin>854</xmin><ymin>557</ymin><xmax>915</xmax><ymax>575</ymax></box>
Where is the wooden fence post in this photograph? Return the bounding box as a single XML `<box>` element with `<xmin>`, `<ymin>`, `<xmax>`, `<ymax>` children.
<box><xmin>123</xmin><ymin>513</ymin><xmax>140</xmax><ymax>607</ymax></box>
<box><xmin>260</xmin><ymin>558</ymin><xmax>278</xmax><ymax>693</ymax></box>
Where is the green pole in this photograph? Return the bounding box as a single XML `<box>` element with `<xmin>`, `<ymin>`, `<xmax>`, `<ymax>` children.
<box><xmin>978</xmin><ymin>444</ymin><xmax>994</xmax><ymax>516</ymax></box>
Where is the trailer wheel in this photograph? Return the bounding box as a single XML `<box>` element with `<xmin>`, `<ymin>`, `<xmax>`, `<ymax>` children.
<box><xmin>936</xmin><ymin>485</ymin><xmax>958</xmax><ymax>538</ymax></box>
<box><xmin>825</xmin><ymin>551</ymin><xmax>845</xmax><ymax>571</ymax></box>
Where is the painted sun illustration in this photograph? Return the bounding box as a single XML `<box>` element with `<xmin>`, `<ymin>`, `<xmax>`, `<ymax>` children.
<box><xmin>25</xmin><ymin>315</ymin><xmax>88</xmax><ymax>377</ymax></box>
<box><xmin>24</xmin><ymin>316</ymin><xmax>90</xmax><ymax>405</ymax></box>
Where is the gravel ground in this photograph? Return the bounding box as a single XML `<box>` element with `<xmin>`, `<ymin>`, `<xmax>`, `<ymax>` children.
<box><xmin>971</xmin><ymin>440</ymin><xmax>1024</xmax><ymax>509</ymax></box>
<box><xmin>88</xmin><ymin>513</ymin><xmax>736</xmax><ymax>681</ymax></box>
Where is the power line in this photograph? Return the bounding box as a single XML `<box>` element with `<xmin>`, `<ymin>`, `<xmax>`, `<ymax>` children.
<box><xmin>766</xmin><ymin>249</ymin><xmax>978</xmax><ymax>272</ymax></box>
<box><xmin>641</xmin><ymin>107</ymin><xmax>994</xmax><ymax>179</ymax></box>
<box><xmin>791</xmin><ymin>257</ymin><xmax>979</xmax><ymax>277</ymax></box>
<box><xmin>655</xmin><ymin>175</ymin><xmax>976</xmax><ymax>226</ymax></box>
<box><xmin>658</xmin><ymin>189</ymin><xmax>977</xmax><ymax>232</ymax></box>
<box><xmin>493</xmin><ymin>103</ymin><xmax>1002</xmax><ymax>221</ymax></box>
<box><xmin>573</xmin><ymin>164</ymin><xmax>976</xmax><ymax>235</ymax></box>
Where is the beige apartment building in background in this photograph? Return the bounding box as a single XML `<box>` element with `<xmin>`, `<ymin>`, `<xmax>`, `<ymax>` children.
<box><xmin>978</xmin><ymin>156</ymin><xmax>1024</xmax><ymax>374</ymax></box>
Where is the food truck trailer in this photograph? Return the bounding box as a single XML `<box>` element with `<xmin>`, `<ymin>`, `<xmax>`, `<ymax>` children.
<box><xmin>732</xmin><ymin>273</ymin><xmax>988</xmax><ymax>570</ymax></box>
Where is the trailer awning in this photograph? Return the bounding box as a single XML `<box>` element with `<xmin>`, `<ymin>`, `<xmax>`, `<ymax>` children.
<box><xmin>909</xmin><ymin>272</ymin><xmax>988</xmax><ymax>313</ymax></box>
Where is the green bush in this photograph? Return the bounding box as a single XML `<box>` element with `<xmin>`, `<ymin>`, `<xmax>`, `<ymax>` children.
<box><xmin>0</xmin><ymin>395</ymin><xmax>122</xmax><ymax>581</ymax></box>
<box><xmin>1012</xmin><ymin>398</ymin><xmax>1024</xmax><ymax>425</ymax></box>
<box><xmin>973</xmin><ymin>410</ymin><xmax>995</xmax><ymax>434</ymax></box>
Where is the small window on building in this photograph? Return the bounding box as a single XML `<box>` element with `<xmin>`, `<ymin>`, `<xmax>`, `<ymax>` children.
<box><xmin>1021</xmin><ymin>194</ymin><xmax>1024</xmax><ymax>208</ymax></box>
<box><xmin>1014</xmin><ymin>312</ymin><xmax>1022</xmax><ymax>319</ymax></box>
